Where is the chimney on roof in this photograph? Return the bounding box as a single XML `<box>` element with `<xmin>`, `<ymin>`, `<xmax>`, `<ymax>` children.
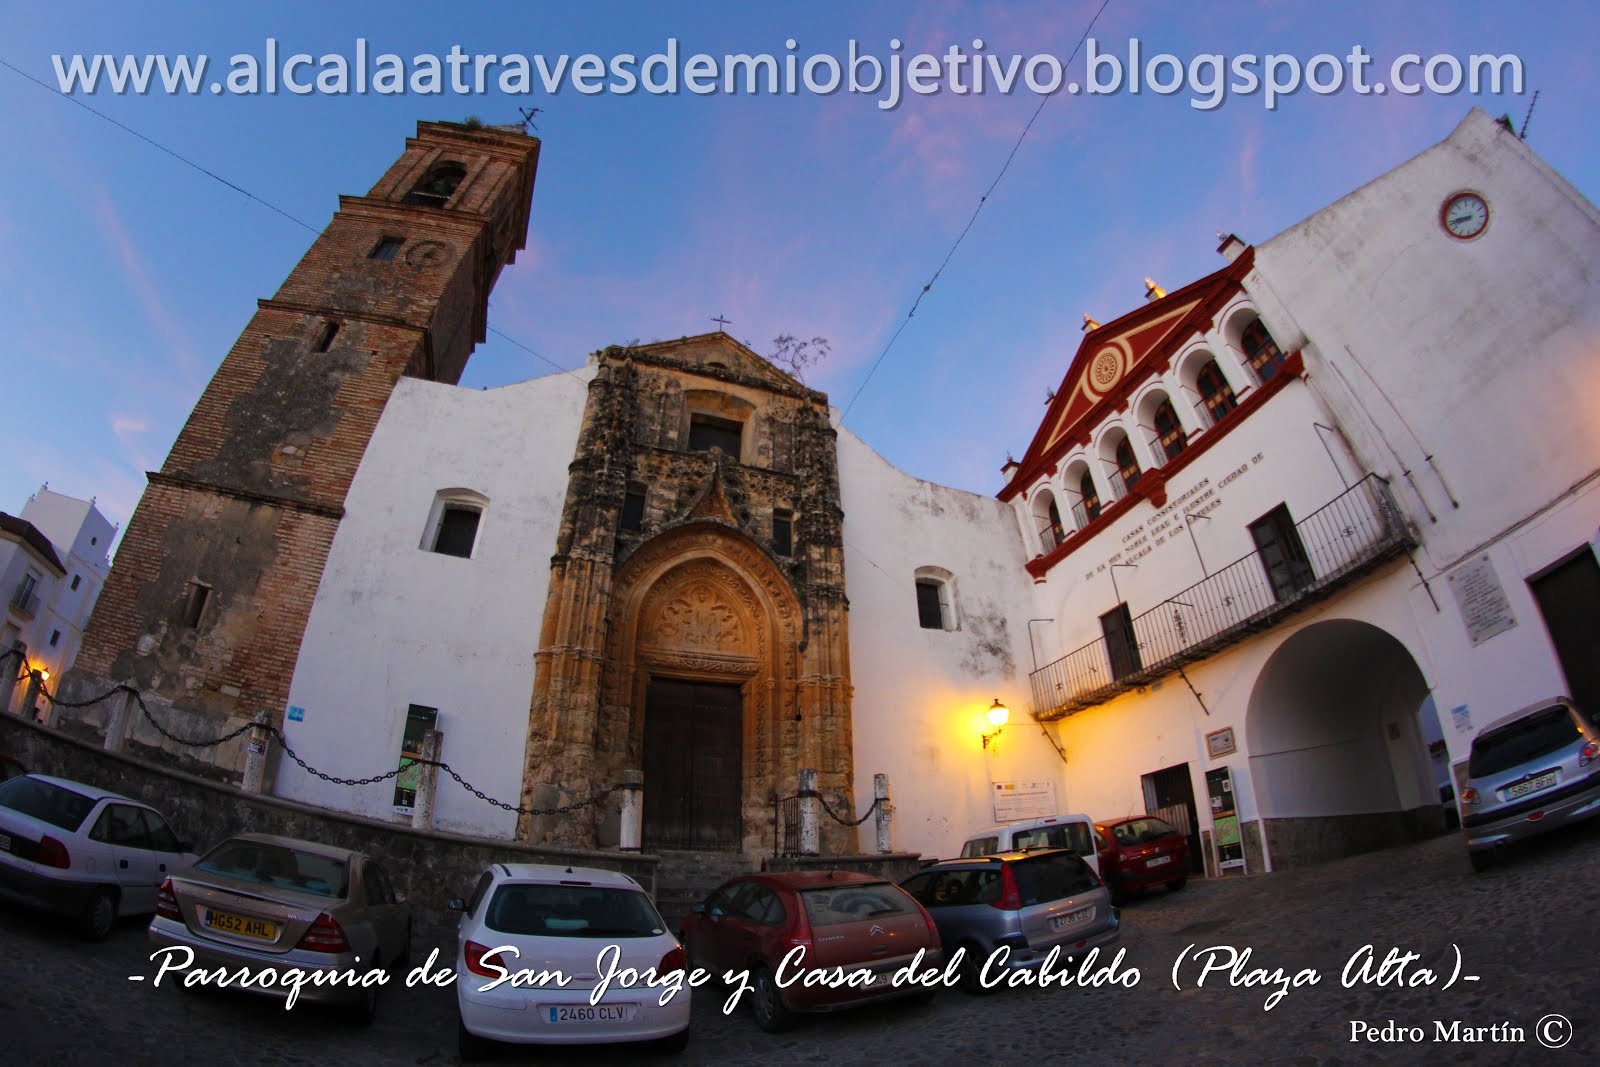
<box><xmin>1001</xmin><ymin>453</ymin><xmax>1020</xmax><ymax>478</ymax></box>
<box><xmin>1216</xmin><ymin>232</ymin><xmax>1248</xmax><ymax>263</ymax></box>
<box><xmin>1082</xmin><ymin>313</ymin><xmax>1100</xmax><ymax>332</ymax></box>
<box><xmin>1144</xmin><ymin>277</ymin><xmax>1166</xmax><ymax>302</ymax></box>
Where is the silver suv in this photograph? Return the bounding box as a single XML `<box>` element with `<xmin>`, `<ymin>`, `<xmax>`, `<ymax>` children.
<box><xmin>898</xmin><ymin>848</ymin><xmax>1119</xmax><ymax>993</ymax></box>
<box><xmin>1462</xmin><ymin>696</ymin><xmax>1600</xmax><ymax>871</ymax></box>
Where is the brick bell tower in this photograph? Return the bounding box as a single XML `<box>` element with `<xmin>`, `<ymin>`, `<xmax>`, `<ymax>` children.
<box><xmin>71</xmin><ymin>121</ymin><xmax>539</xmax><ymax>734</ymax></box>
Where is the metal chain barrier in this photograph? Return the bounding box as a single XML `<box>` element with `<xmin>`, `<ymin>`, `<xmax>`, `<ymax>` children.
<box><xmin>776</xmin><ymin>788</ymin><xmax>882</xmax><ymax>827</ymax></box>
<box><xmin>1</xmin><ymin>652</ymin><xmax>624</xmax><ymax>819</ymax></box>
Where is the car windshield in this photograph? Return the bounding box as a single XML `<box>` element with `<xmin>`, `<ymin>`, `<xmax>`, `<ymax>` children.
<box><xmin>1012</xmin><ymin>824</ymin><xmax>1093</xmax><ymax>854</ymax></box>
<box><xmin>800</xmin><ymin>882</ymin><xmax>913</xmax><ymax>926</ymax></box>
<box><xmin>1013</xmin><ymin>852</ymin><xmax>1100</xmax><ymax>904</ymax></box>
<box><xmin>1109</xmin><ymin>818</ymin><xmax>1178</xmax><ymax>846</ymax></box>
<box><xmin>195</xmin><ymin>839</ymin><xmax>347</xmax><ymax>898</ymax></box>
<box><xmin>1470</xmin><ymin>706</ymin><xmax>1581</xmax><ymax>778</ymax></box>
<box><xmin>0</xmin><ymin>776</ymin><xmax>96</xmax><ymax>832</ymax></box>
<box><xmin>902</xmin><ymin>867</ymin><xmax>1001</xmax><ymax>908</ymax></box>
<box><xmin>959</xmin><ymin>836</ymin><xmax>999</xmax><ymax>858</ymax></box>
<box><xmin>485</xmin><ymin>883</ymin><xmax>664</xmax><ymax>937</ymax></box>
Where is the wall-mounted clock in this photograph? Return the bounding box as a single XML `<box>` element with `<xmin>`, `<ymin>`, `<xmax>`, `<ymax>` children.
<box><xmin>1441</xmin><ymin>192</ymin><xmax>1489</xmax><ymax>240</ymax></box>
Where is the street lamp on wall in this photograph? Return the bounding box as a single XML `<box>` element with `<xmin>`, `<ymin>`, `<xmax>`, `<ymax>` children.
<box><xmin>981</xmin><ymin>698</ymin><xmax>1010</xmax><ymax>749</ymax></box>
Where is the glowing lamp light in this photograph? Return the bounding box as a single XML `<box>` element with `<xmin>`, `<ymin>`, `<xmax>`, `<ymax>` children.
<box><xmin>982</xmin><ymin>698</ymin><xmax>1010</xmax><ymax>749</ymax></box>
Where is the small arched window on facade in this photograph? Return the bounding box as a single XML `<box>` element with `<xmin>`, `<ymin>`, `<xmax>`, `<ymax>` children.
<box><xmin>404</xmin><ymin>161</ymin><xmax>467</xmax><ymax>208</ymax></box>
<box><xmin>1196</xmin><ymin>360</ymin><xmax>1237</xmax><ymax>424</ymax></box>
<box><xmin>1033</xmin><ymin>489</ymin><xmax>1066</xmax><ymax>553</ymax></box>
<box><xmin>1153</xmin><ymin>399</ymin><xmax>1188</xmax><ymax>462</ymax></box>
<box><xmin>913</xmin><ymin>566</ymin><xmax>958</xmax><ymax>631</ymax></box>
<box><xmin>1078</xmin><ymin>470</ymin><xmax>1102</xmax><ymax>525</ymax></box>
<box><xmin>1241</xmin><ymin>319</ymin><xmax>1288</xmax><ymax>382</ymax></box>
<box><xmin>1115</xmin><ymin>439</ymin><xmax>1142</xmax><ymax>495</ymax></box>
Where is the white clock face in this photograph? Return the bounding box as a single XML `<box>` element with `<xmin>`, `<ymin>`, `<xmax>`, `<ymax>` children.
<box><xmin>1442</xmin><ymin>193</ymin><xmax>1489</xmax><ymax>239</ymax></box>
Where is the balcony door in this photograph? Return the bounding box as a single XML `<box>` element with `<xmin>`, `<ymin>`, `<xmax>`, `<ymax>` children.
<box><xmin>1250</xmin><ymin>504</ymin><xmax>1315</xmax><ymax>604</ymax></box>
<box><xmin>1101</xmin><ymin>602</ymin><xmax>1141</xmax><ymax>681</ymax></box>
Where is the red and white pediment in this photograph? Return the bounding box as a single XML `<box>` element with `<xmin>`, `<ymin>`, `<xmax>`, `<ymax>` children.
<box><xmin>1000</xmin><ymin>254</ymin><xmax>1252</xmax><ymax>501</ymax></box>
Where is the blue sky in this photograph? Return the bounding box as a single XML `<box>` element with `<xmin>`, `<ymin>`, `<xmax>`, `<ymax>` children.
<box><xmin>2</xmin><ymin>2</ymin><xmax>1595</xmax><ymax>544</ymax></box>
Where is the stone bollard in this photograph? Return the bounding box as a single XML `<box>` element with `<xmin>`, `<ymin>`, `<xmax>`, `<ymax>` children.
<box><xmin>241</xmin><ymin>710</ymin><xmax>271</xmax><ymax>794</ymax></box>
<box><xmin>619</xmin><ymin>769</ymin><xmax>644</xmax><ymax>851</ymax></box>
<box><xmin>103</xmin><ymin>686</ymin><xmax>140</xmax><ymax>753</ymax></box>
<box><xmin>21</xmin><ymin>671</ymin><xmax>43</xmax><ymax>723</ymax></box>
<box><xmin>874</xmin><ymin>773</ymin><xmax>892</xmax><ymax>854</ymax></box>
<box><xmin>411</xmin><ymin>729</ymin><xmax>444</xmax><ymax>831</ymax></box>
<box><xmin>0</xmin><ymin>652</ymin><xmax>17</xmax><ymax>716</ymax></box>
<box><xmin>799</xmin><ymin>768</ymin><xmax>820</xmax><ymax>857</ymax></box>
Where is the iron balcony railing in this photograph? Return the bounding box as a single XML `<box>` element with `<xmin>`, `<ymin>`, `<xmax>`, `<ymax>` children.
<box><xmin>1029</xmin><ymin>474</ymin><xmax>1413</xmax><ymax>719</ymax></box>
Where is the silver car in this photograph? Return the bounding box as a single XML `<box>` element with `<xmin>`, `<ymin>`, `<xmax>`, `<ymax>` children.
<box><xmin>0</xmin><ymin>773</ymin><xmax>195</xmax><ymax>939</ymax></box>
<box><xmin>147</xmin><ymin>832</ymin><xmax>411</xmax><ymax>1024</ymax></box>
<box><xmin>899</xmin><ymin>848</ymin><xmax>1119</xmax><ymax>993</ymax></box>
<box><xmin>1462</xmin><ymin>696</ymin><xmax>1600</xmax><ymax>871</ymax></box>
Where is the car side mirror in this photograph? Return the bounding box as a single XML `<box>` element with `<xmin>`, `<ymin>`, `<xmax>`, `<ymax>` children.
<box><xmin>446</xmin><ymin>897</ymin><xmax>466</xmax><ymax>912</ymax></box>
<box><xmin>394</xmin><ymin>892</ymin><xmax>408</xmax><ymax>905</ymax></box>
<box><xmin>709</xmin><ymin>906</ymin><xmax>725</xmax><ymax>918</ymax></box>
<box><xmin>690</xmin><ymin>903</ymin><xmax>706</xmax><ymax>915</ymax></box>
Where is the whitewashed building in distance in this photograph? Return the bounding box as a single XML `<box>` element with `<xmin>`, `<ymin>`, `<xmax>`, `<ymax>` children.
<box><xmin>79</xmin><ymin>109</ymin><xmax>1596</xmax><ymax>875</ymax></box>
<box><xmin>2</xmin><ymin>488</ymin><xmax>116</xmax><ymax>712</ymax></box>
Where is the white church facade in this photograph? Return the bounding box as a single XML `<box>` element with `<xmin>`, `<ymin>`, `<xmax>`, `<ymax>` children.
<box><xmin>73</xmin><ymin>109</ymin><xmax>1596</xmax><ymax>874</ymax></box>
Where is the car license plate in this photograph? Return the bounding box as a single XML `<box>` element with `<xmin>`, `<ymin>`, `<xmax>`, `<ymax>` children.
<box><xmin>1147</xmin><ymin>854</ymin><xmax>1173</xmax><ymax>867</ymax></box>
<box><xmin>547</xmin><ymin>1004</ymin><xmax>634</xmax><ymax>1023</ymax></box>
<box><xmin>1052</xmin><ymin>906</ymin><xmax>1092</xmax><ymax>930</ymax></box>
<box><xmin>202</xmin><ymin>907</ymin><xmax>278</xmax><ymax>941</ymax></box>
<box><xmin>0</xmin><ymin>832</ymin><xmax>10</xmax><ymax>852</ymax></box>
<box><xmin>1504</xmin><ymin>771</ymin><xmax>1558</xmax><ymax>800</ymax></box>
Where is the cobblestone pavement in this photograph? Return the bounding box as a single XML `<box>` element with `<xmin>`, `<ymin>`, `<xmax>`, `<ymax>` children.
<box><xmin>4</xmin><ymin>823</ymin><xmax>1597</xmax><ymax>1066</ymax></box>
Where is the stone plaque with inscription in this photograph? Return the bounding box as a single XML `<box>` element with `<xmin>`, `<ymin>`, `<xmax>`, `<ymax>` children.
<box><xmin>1447</xmin><ymin>555</ymin><xmax>1517</xmax><ymax>647</ymax></box>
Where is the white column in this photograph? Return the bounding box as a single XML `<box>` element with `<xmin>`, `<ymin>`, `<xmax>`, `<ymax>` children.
<box><xmin>103</xmin><ymin>686</ymin><xmax>139</xmax><ymax>753</ymax></box>
<box><xmin>619</xmin><ymin>768</ymin><xmax>643</xmax><ymax>851</ymax></box>
<box><xmin>799</xmin><ymin>768</ymin><xmax>820</xmax><ymax>857</ymax></box>
<box><xmin>411</xmin><ymin>729</ymin><xmax>443</xmax><ymax>831</ymax></box>
<box><xmin>873</xmin><ymin>773</ymin><xmax>892</xmax><ymax>854</ymax></box>
<box><xmin>241</xmin><ymin>710</ymin><xmax>271</xmax><ymax>794</ymax></box>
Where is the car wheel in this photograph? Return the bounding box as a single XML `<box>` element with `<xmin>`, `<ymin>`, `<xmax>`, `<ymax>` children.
<box><xmin>346</xmin><ymin>980</ymin><xmax>379</xmax><ymax>1027</ymax></box>
<box><xmin>1166</xmin><ymin>877</ymin><xmax>1188</xmax><ymax>892</ymax></box>
<box><xmin>1468</xmin><ymin>849</ymin><xmax>1494</xmax><ymax>873</ymax></box>
<box><xmin>80</xmin><ymin>888</ymin><xmax>117</xmax><ymax>941</ymax></box>
<box><xmin>458</xmin><ymin>1014</ymin><xmax>492</xmax><ymax>1061</ymax></box>
<box><xmin>655</xmin><ymin>1026</ymin><xmax>691</xmax><ymax>1054</ymax></box>
<box><xmin>750</xmin><ymin>965</ymin><xmax>795</xmax><ymax>1032</ymax></box>
<box><xmin>957</xmin><ymin>942</ymin><xmax>994</xmax><ymax>996</ymax></box>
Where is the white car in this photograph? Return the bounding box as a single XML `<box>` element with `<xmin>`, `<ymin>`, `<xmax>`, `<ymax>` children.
<box><xmin>0</xmin><ymin>773</ymin><xmax>195</xmax><ymax>939</ymax></box>
<box><xmin>451</xmin><ymin>863</ymin><xmax>690</xmax><ymax>1058</ymax></box>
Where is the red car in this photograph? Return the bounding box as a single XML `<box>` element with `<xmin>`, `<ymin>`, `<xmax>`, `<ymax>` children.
<box><xmin>679</xmin><ymin>870</ymin><xmax>941</xmax><ymax>1031</ymax></box>
<box><xmin>1094</xmin><ymin>816</ymin><xmax>1191</xmax><ymax>902</ymax></box>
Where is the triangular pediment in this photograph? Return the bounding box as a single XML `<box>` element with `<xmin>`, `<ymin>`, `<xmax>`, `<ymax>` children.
<box><xmin>633</xmin><ymin>332</ymin><xmax>807</xmax><ymax>392</ymax></box>
<box><xmin>1000</xmin><ymin>256</ymin><xmax>1252</xmax><ymax>501</ymax></box>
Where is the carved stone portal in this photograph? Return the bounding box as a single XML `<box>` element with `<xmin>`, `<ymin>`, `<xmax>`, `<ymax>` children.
<box><xmin>516</xmin><ymin>337</ymin><xmax>855</xmax><ymax>855</ymax></box>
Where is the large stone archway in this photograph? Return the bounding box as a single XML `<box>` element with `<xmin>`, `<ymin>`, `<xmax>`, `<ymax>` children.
<box><xmin>600</xmin><ymin>526</ymin><xmax>806</xmax><ymax>855</ymax></box>
<box><xmin>518</xmin><ymin>519</ymin><xmax>856</xmax><ymax>855</ymax></box>
<box><xmin>1244</xmin><ymin>618</ymin><xmax>1439</xmax><ymax>869</ymax></box>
